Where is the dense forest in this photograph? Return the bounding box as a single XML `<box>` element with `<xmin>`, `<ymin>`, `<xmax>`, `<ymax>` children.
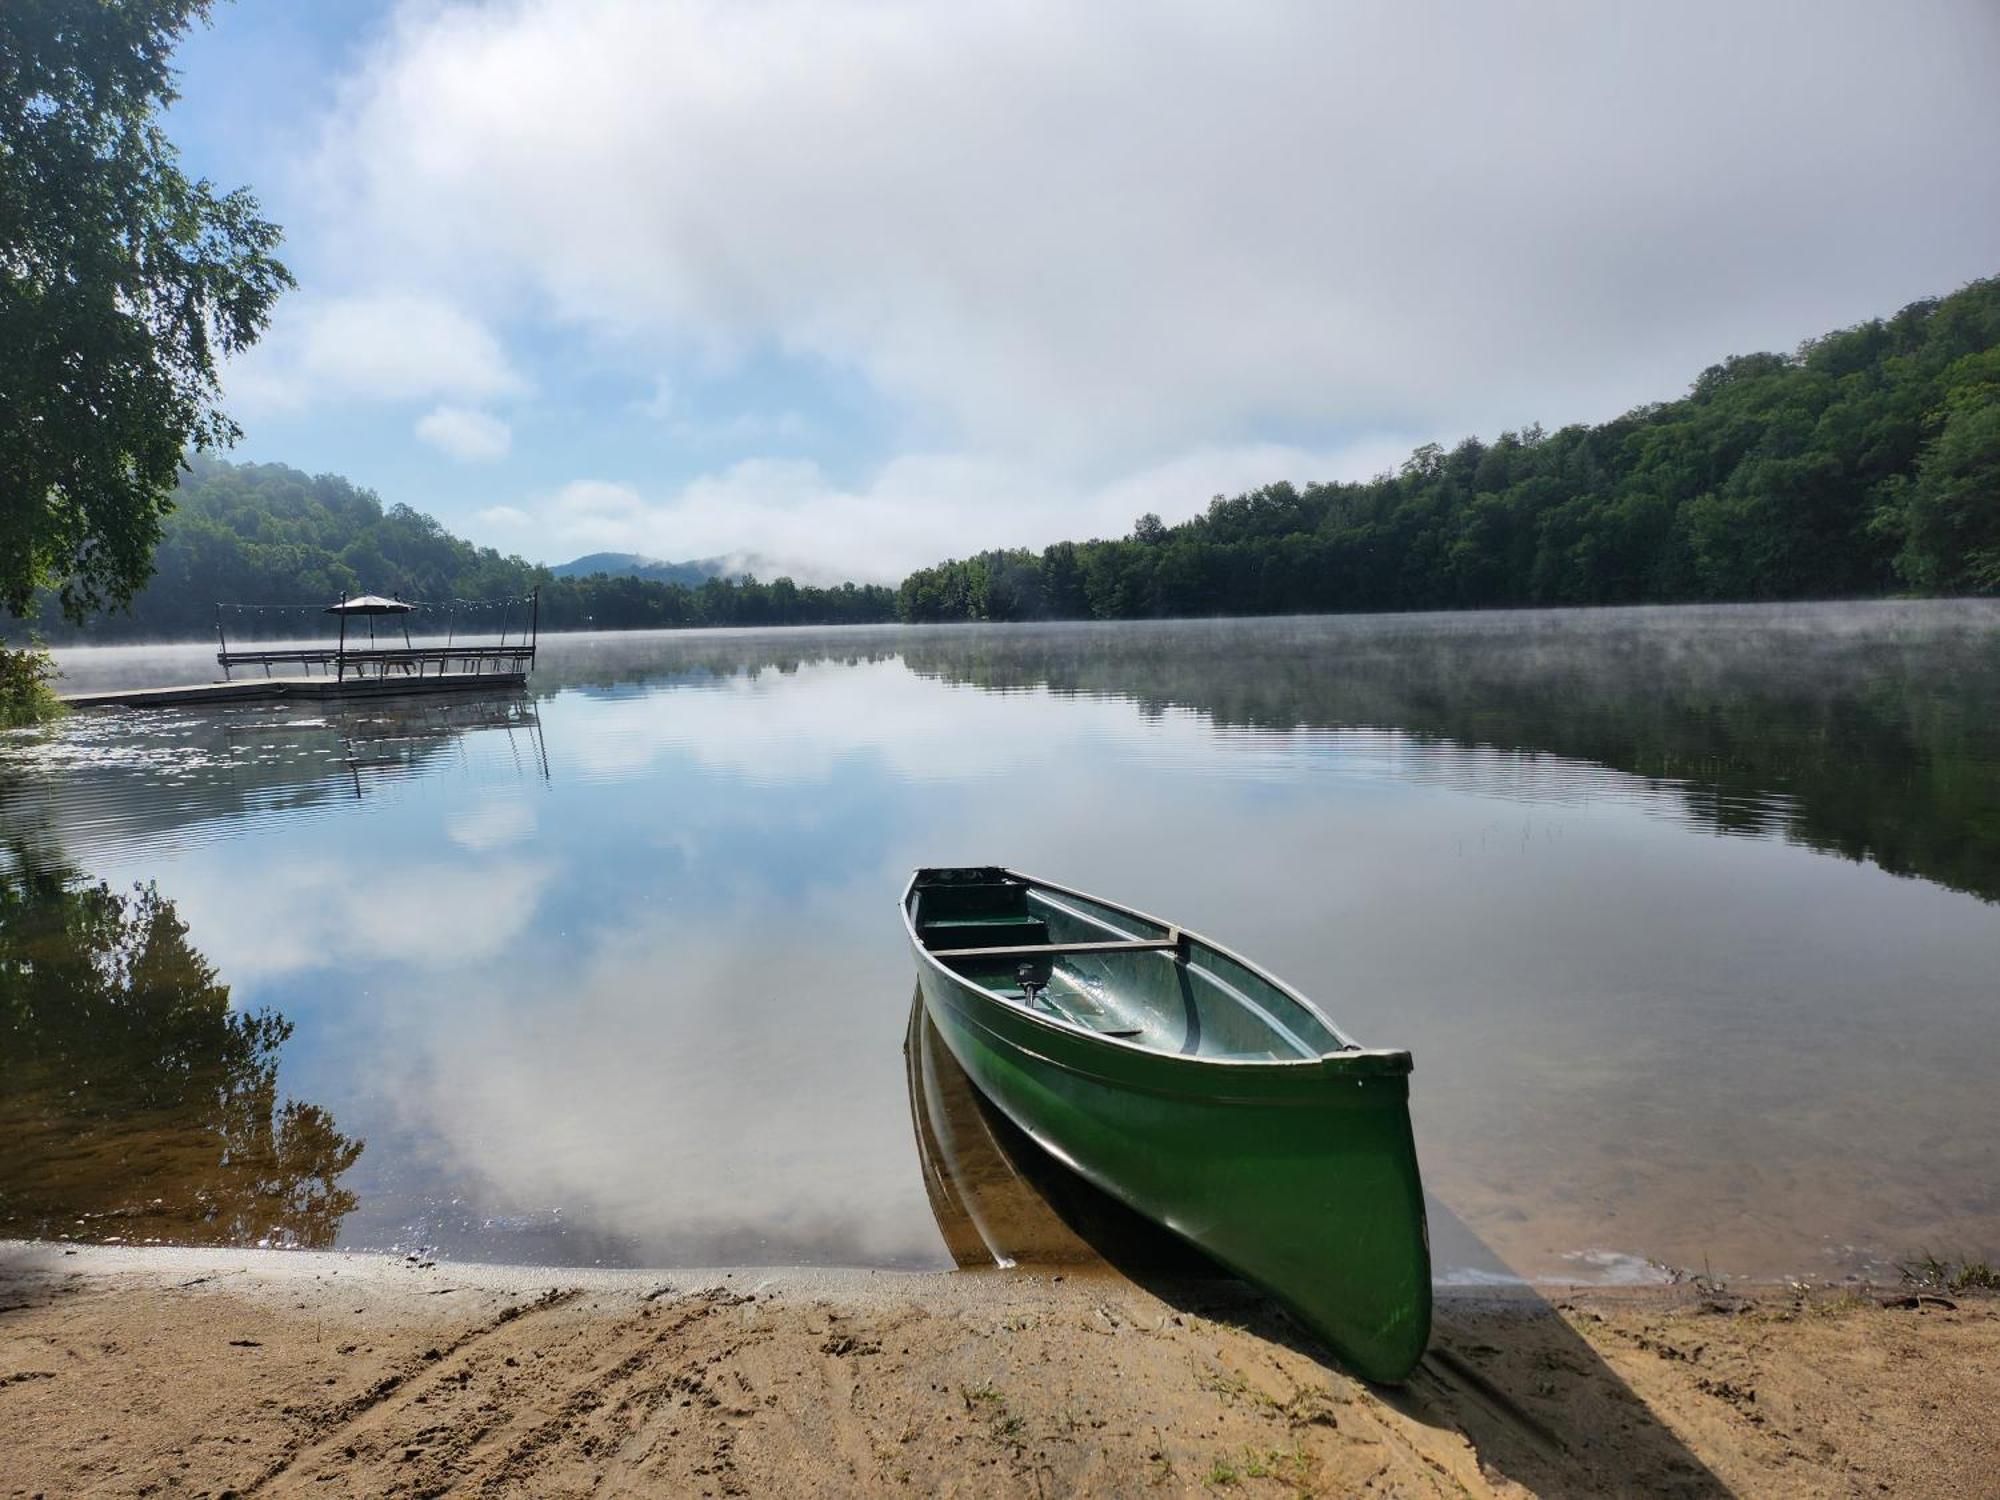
<box><xmin>900</xmin><ymin>278</ymin><xmax>2000</xmax><ymax>621</ymax></box>
<box><xmin>33</xmin><ymin>456</ymin><xmax>898</xmax><ymax>641</ymax></box>
<box><xmin>28</xmin><ymin>276</ymin><xmax>2000</xmax><ymax>643</ymax></box>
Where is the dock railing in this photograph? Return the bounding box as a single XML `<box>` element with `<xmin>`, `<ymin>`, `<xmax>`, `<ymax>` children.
<box><xmin>215</xmin><ymin>590</ymin><xmax>540</xmax><ymax>684</ymax></box>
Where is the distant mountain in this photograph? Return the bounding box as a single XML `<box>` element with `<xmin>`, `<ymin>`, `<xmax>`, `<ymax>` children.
<box><xmin>548</xmin><ymin>552</ymin><xmax>724</xmax><ymax>587</ymax></box>
<box><xmin>548</xmin><ymin>551</ymin><xmax>788</xmax><ymax>587</ymax></box>
<box><xmin>29</xmin><ymin>458</ymin><xmax>900</xmax><ymax>640</ymax></box>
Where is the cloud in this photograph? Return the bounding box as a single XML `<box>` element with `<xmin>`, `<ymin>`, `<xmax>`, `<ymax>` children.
<box><xmin>511</xmin><ymin>437</ymin><xmax>1414</xmax><ymax>581</ymax></box>
<box><xmin>446</xmin><ymin>796</ymin><xmax>537</xmax><ymax>851</ymax></box>
<box><xmin>554</xmin><ymin>653</ymin><xmax>1259</xmax><ymax>787</ymax></box>
<box><xmin>553</xmin><ymin>479</ymin><xmax>648</xmax><ymax>519</ymax></box>
<box><xmin>227</xmin><ymin>291</ymin><xmax>526</xmax><ymax>410</ymax></box>
<box><xmin>631</xmin><ymin>376</ymin><xmax>816</xmax><ymax>448</ymax></box>
<box><xmin>310</xmin><ymin>0</ymin><xmax>2000</xmax><ymax>459</ymax></box>
<box><xmin>475</xmin><ymin>504</ymin><xmax>533</xmax><ymax>529</ymax></box>
<box><xmin>173</xmin><ymin>857</ymin><xmax>551</xmax><ymax>983</ymax></box>
<box><xmin>355</xmin><ymin>887</ymin><xmax>946</xmax><ymax>1265</ymax></box>
<box><xmin>542</xmin><ymin>479</ymin><xmax>649</xmax><ymax>549</ymax></box>
<box><xmin>416</xmin><ymin>404</ymin><xmax>512</xmax><ymax>461</ymax></box>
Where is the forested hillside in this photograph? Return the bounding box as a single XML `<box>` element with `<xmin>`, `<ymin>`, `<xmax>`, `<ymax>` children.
<box><xmin>547</xmin><ymin>552</ymin><xmax>744</xmax><ymax>587</ymax></box>
<box><xmin>33</xmin><ymin>276</ymin><xmax>2000</xmax><ymax>643</ymax></box>
<box><xmin>899</xmin><ymin>277</ymin><xmax>2000</xmax><ymax>621</ymax></box>
<box><xmin>36</xmin><ymin>457</ymin><xmax>896</xmax><ymax>641</ymax></box>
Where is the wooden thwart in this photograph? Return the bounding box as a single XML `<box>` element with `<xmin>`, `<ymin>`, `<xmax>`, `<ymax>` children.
<box><xmin>933</xmin><ymin>935</ymin><xmax>1181</xmax><ymax>960</ymax></box>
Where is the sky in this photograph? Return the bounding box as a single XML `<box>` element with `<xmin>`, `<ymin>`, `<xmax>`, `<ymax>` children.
<box><xmin>168</xmin><ymin>0</ymin><xmax>2000</xmax><ymax>584</ymax></box>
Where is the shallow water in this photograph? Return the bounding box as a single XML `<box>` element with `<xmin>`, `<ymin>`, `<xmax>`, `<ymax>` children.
<box><xmin>4</xmin><ymin>602</ymin><xmax>1998</xmax><ymax>1284</ymax></box>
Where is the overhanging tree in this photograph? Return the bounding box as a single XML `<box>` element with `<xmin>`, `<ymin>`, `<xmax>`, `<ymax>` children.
<box><xmin>1</xmin><ymin>0</ymin><xmax>290</xmax><ymax>623</ymax></box>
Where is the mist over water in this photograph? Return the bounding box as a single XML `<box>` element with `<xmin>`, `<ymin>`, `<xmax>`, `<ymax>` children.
<box><xmin>5</xmin><ymin>601</ymin><xmax>1997</xmax><ymax>1282</ymax></box>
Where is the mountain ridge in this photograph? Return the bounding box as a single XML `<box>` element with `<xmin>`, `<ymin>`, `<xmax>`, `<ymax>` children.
<box><xmin>548</xmin><ymin>552</ymin><xmax>780</xmax><ymax>588</ymax></box>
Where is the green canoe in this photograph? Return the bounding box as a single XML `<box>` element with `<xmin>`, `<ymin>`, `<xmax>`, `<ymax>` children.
<box><xmin>902</xmin><ymin>865</ymin><xmax>1432</xmax><ymax>1382</ymax></box>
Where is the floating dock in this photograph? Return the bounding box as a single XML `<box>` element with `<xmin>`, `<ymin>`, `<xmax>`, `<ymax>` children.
<box><xmin>63</xmin><ymin>589</ymin><xmax>542</xmax><ymax>711</ymax></box>
<box><xmin>63</xmin><ymin>672</ymin><xmax>529</xmax><ymax>710</ymax></box>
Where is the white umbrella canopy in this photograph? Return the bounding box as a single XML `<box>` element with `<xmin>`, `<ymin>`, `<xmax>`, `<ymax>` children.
<box><xmin>325</xmin><ymin>594</ymin><xmax>413</xmax><ymax>615</ymax></box>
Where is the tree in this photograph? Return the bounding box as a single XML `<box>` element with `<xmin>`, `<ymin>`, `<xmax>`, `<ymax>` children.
<box><xmin>1</xmin><ymin>0</ymin><xmax>291</xmax><ymax>623</ymax></box>
<box><xmin>0</xmin><ymin>849</ymin><xmax>363</xmax><ymax>1245</ymax></box>
<box><xmin>1895</xmin><ymin>351</ymin><xmax>2000</xmax><ymax>593</ymax></box>
<box><xmin>889</xmin><ymin>276</ymin><xmax>2000</xmax><ymax>624</ymax></box>
<box><xmin>35</xmin><ymin>455</ymin><xmax>902</xmax><ymax>639</ymax></box>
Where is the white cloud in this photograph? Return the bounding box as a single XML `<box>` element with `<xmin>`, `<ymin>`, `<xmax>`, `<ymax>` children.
<box><xmin>309</xmin><ymin>0</ymin><xmax>2000</xmax><ymax>459</ymax></box>
<box><xmin>173</xmin><ymin>857</ymin><xmax>551</xmax><ymax>983</ymax></box>
<box><xmin>632</xmin><ymin>376</ymin><xmax>815</xmax><ymax>448</ymax></box>
<box><xmin>356</xmin><ymin>885</ymin><xmax>945</xmax><ymax>1265</ymax></box>
<box><xmin>227</xmin><ymin>291</ymin><xmax>525</xmax><ymax>411</ymax></box>
<box><xmin>558</xmin><ymin>655</ymin><xmax>1215</xmax><ymax>786</ymax></box>
<box><xmin>553</xmin><ymin>479</ymin><xmax>648</xmax><ymax>519</ymax></box>
<box><xmin>475</xmin><ymin>504</ymin><xmax>533</xmax><ymax>528</ymax></box>
<box><xmin>543</xmin><ymin>479</ymin><xmax>651</xmax><ymax>549</ymax></box>
<box><xmin>517</xmin><ymin>437</ymin><xmax>1413</xmax><ymax>582</ymax></box>
<box><xmin>447</xmin><ymin>796</ymin><xmax>537</xmax><ymax>851</ymax></box>
<box><xmin>416</xmin><ymin>404</ymin><xmax>512</xmax><ymax>461</ymax></box>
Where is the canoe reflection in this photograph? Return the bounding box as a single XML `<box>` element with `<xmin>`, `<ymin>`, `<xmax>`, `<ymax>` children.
<box><xmin>903</xmin><ymin>990</ymin><xmax>1213</xmax><ymax>1277</ymax></box>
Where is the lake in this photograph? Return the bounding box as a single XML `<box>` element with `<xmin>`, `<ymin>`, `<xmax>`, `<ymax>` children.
<box><xmin>5</xmin><ymin>601</ymin><xmax>1998</xmax><ymax>1286</ymax></box>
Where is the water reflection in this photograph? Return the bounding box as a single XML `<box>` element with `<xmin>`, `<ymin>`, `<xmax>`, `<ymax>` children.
<box><xmin>0</xmin><ymin>847</ymin><xmax>362</xmax><ymax>1247</ymax></box>
<box><xmin>905</xmin><ymin>989</ymin><xmax>1210</xmax><ymax>1275</ymax></box>
<box><xmin>907</xmin><ymin>987</ymin><xmax>1527</xmax><ymax>1294</ymax></box>
<box><xmin>0</xmin><ymin>692</ymin><xmax>546</xmax><ymax>864</ymax></box>
<box><xmin>897</xmin><ymin>603</ymin><xmax>2000</xmax><ymax>905</ymax></box>
<box><xmin>9</xmin><ymin>603</ymin><xmax>2000</xmax><ymax>1282</ymax></box>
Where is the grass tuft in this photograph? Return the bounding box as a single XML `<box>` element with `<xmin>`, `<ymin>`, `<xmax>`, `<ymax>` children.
<box><xmin>1205</xmin><ymin>1446</ymin><xmax>1319</xmax><ymax>1490</ymax></box>
<box><xmin>1898</xmin><ymin>1254</ymin><xmax>2000</xmax><ymax>1293</ymax></box>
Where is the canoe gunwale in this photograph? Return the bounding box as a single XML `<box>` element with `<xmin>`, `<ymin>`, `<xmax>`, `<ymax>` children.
<box><xmin>902</xmin><ymin>867</ymin><xmax>1411</xmax><ymax>1079</ymax></box>
<box><xmin>926</xmin><ymin>973</ymin><xmax>1413</xmax><ymax>1104</ymax></box>
<box><xmin>903</xmin><ymin>865</ymin><xmax>1434</xmax><ymax>1384</ymax></box>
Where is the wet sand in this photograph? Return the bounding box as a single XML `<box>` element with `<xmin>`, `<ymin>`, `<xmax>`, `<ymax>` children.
<box><xmin>2</xmin><ymin>1243</ymin><xmax>1994</xmax><ymax>1497</ymax></box>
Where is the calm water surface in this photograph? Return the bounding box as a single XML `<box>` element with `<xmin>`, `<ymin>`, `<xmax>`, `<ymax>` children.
<box><xmin>5</xmin><ymin>603</ymin><xmax>1998</xmax><ymax>1285</ymax></box>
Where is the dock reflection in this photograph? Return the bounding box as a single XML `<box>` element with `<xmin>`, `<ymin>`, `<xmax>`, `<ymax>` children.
<box><xmin>0</xmin><ymin>690</ymin><xmax>548</xmax><ymax>865</ymax></box>
<box><xmin>318</xmin><ymin>692</ymin><xmax>550</xmax><ymax>798</ymax></box>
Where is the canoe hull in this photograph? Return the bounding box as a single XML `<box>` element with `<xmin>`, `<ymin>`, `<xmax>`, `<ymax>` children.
<box><xmin>912</xmin><ymin>953</ymin><xmax>1432</xmax><ymax>1383</ymax></box>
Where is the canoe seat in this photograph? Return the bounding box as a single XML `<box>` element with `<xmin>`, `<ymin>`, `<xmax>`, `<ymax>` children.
<box><xmin>933</xmin><ymin>937</ymin><xmax>1178</xmax><ymax>959</ymax></box>
<box><xmin>922</xmin><ymin>917</ymin><xmax>1050</xmax><ymax>951</ymax></box>
<box><xmin>916</xmin><ymin>881</ymin><xmax>1030</xmax><ymax>922</ymax></box>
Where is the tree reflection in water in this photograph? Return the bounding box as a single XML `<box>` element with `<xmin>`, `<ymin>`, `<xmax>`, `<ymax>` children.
<box><xmin>0</xmin><ymin>847</ymin><xmax>362</xmax><ymax>1247</ymax></box>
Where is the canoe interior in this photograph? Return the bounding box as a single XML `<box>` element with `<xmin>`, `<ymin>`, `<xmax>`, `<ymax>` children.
<box><xmin>908</xmin><ymin>867</ymin><xmax>1348</xmax><ymax>1063</ymax></box>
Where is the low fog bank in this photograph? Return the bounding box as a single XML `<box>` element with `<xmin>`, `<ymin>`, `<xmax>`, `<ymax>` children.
<box><xmin>41</xmin><ymin>598</ymin><xmax>2000</xmax><ymax>696</ymax></box>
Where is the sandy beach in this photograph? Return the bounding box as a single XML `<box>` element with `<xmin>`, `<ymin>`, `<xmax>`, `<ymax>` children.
<box><xmin>2</xmin><ymin>1242</ymin><xmax>1994</xmax><ymax>1497</ymax></box>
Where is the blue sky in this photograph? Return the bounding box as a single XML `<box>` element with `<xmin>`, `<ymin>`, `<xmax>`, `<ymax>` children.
<box><xmin>161</xmin><ymin>1</ymin><xmax>2000</xmax><ymax>581</ymax></box>
<box><xmin>167</xmin><ymin>4</ymin><xmax>895</xmax><ymax>554</ymax></box>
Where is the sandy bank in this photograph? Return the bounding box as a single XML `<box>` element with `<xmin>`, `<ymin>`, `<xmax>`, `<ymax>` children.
<box><xmin>2</xmin><ymin>1242</ymin><xmax>1994</xmax><ymax>1497</ymax></box>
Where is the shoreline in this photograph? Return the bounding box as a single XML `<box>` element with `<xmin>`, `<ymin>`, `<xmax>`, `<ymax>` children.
<box><xmin>4</xmin><ymin>1242</ymin><xmax>1994</xmax><ymax>1496</ymax></box>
